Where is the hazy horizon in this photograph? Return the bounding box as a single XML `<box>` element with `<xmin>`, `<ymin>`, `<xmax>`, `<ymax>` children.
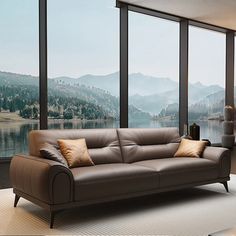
<box><xmin>0</xmin><ymin>69</ymin><xmax>227</xmax><ymax>90</ymax></box>
<box><xmin>0</xmin><ymin>0</ymin><xmax>229</xmax><ymax>88</ymax></box>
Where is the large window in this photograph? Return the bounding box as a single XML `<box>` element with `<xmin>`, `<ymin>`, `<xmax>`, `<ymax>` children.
<box><xmin>0</xmin><ymin>2</ymin><xmax>233</xmax><ymax>160</ymax></box>
<box><xmin>0</xmin><ymin>0</ymin><xmax>39</xmax><ymax>158</ymax></box>
<box><xmin>189</xmin><ymin>26</ymin><xmax>225</xmax><ymax>143</ymax></box>
<box><xmin>128</xmin><ymin>12</ymin><xmax>179</xmax><ymax>128</ymax></box>
<box><xmin>47</xmin><ymin>0</ymin><xmax>119</xmax><ymax>129</ymax></box>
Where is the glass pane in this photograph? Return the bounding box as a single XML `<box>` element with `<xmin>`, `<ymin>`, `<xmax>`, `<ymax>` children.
<box><xmin>48</xmin><ymin>0</ymin><xmax>119</xmax><ymax>129</ymax></box>
<box><xmin>129</xmin><ymin>12</ymin><xmax>179</xmax><ymax>128</ymax></box>
<box><xmin>189</xmin><ymin>26</ymin><xmax>225</xmax><ymax>143</ymax></box>
<box><xmin>0</xmin><ymin>0</ymin><xmax>39</xmax><ymax>158</ymax></box>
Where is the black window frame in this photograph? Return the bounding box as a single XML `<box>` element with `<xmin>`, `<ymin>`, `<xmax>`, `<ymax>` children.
<box><xmin>1</xmin><ymin>0</ymin><xmax>235</xmax><ymax>160</ymax></box>
<box><xmin>117</xmin><ymin>1</ymin><xmax>234</xmax><ymax>142</ymax></box>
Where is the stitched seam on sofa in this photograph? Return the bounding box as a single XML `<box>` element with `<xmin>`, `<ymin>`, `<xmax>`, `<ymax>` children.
<box><xmin>134</xmin><ymin>163</ymin><xmax>217</xmax><ymax>173</ymax></box>
<box><xmin>116</xmin><ymin>129</ymin><xmax>125</xmax><ymax>162</ymax></box>
<box><xmin>15</xmin><ymin>188</ymin><xmax>52</xmax><ymax>205</ymax></box>
<box><xmin>17</xmin><ymin>154</ymin><xmax>69</xmax><ymax>172</ymax></box>
<box><xmin>219</xmin><ymin>150</ymin><xmax>230</xmax><ymax>177</ymax></box>
<box><xmin>219</xmin><ymin>152</ymin><xmax>223</xmax><ymax>176</ymax></box>
<box><xmin>52</xmin><ymin>165</ymin><xmax>73</xmax><ymax>202</ymax></box>
<box><xmin>159</xmin><ymin>177</ymin><xmax>221</xmax><ymax>189</ymax></box>
<box><xmin>17</xmin><ymin>154</ymin><xmax>55</xmax><ymax>167</ymax></box>
<box><xmin>76</xmin><ymin>173</ymin><xmax>159</xmax><ymax>185</ymax></box>
<box><xmin>15</xmin><ymin>156</ymin><xmax>49</xmax><ymax>198</ymax></box>
<box><xmin>88</xmin><ymin>145</ymin><xmax>116</xmax><ymax>149</ymax></box>
<box><xmin>76</xmin><ymin>166</ymin><xmax>217</xmax><ymax>185</ymax></box>
<box><xmin>159</xmin><ymin>166</ymin><xmax>218</xmax><ymax>175</ymax></box>
<box><xmin>132</xmin><ymin>163</ymin><xmax>157</xmax><ymax>171</ymax></box>
<box><xmin>88</xmin><ymin>146</ymin><xmax>123</xmax><ymax>163</ymax></box>
<box><xmin>16</xmin><ymin>155</ymin><xmax>72</xmax><ymax>203</ymax></box>
<box><xmin>52</xmin><ymin>171</ymin><xmax>72</xmax><ymax>204</ymax></box>
<box><xmin>73</xmin><ymin>188</ymin><xmax>161</xmax><ymax>204</ymax></box>
<box><xmin>74</xmin><ymin>178</ymin><xmax>225</xmax><ymax>204</ymax></box>
<box><xmin>122</xmin><ymin>143</ymin><xmax>172</xmax><ymax>147</ymax></box>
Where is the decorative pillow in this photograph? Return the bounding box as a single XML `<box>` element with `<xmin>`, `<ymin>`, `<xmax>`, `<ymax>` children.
<box><xmin>174</xmin><ymin>139</ymin><xmax>207</xmax><ymax>158</ymax></box>
<box><xmin>58</xmin><ymin>138</ymin><xmax>94</xmax><ymax>168</ymax></box>
<box><xmin>40</xmin><ymin>143</ymin><xmax>68</xmax><ymax>167</ymax></box>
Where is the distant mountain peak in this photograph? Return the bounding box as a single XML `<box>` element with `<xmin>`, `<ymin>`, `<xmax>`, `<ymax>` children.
<box><xmin>53</xmin><ymin>76</ymin><xmax>76</xmax><ymax>80</ymax></box>
<box><xmin>79</xmin><ymin>71</ymin><xmax>119</xmax><ymax>79</ymax></box>
<box><xmin>0</xmin><ymin>70</ymin><xmax>35</xmax><ymax>78</ymax></box>
<box><xmin>193</xmin><ymin>81</ymin><xmax>204</xmax><ymax>88</ymax></box>
<box><xmin>130</xmin><ymin>72</ymin><xmax>144</xmax><ymax>77</ymax></box>
<box><xmin>105</xmin><ymin>71</ymin><xmax>119</xmax><ymax>77</ymax></box>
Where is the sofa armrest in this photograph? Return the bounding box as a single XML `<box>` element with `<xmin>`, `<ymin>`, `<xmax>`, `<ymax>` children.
<box><xmin>202</xmin><ymin>146</ymin><xmax>231</xmax><ymax>178</ymax></box>
<box><xmin>10</xmin><ymin>154</ymin><xmax>73</xmax><ymax>205</ymax></box>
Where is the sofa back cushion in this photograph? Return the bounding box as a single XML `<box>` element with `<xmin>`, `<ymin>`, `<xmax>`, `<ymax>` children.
<box><xmin>29</xmin><ymin>129</ymin><xmax>123</xmax><ymax>165</ymax></box>
<box><xmin>117</xmin><ymin>128</ymin><xmax>180</xmax><ymax>163</ymax></box>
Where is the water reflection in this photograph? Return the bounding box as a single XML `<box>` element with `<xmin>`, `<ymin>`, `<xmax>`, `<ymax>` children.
<box><xmin>129</xmin><ymin>119</ymin><xmax>179</xmax><ymax>128</ymax></box>
<box><xmin>0</xmin><ymin>120</ymin><xmax>119</xmax><ymax>158</ymax></box>
<box><xmin>0</xmin><ymin>122</ymin><xmax>39</xmax><ymax>158</ymax></box>
<box><xmin>48</xmin><ymin>120</ymin><xmax>119</xmax><ymax>130</ymax></box>
<box><xmin>0</xmin><ymin>119</ymin><xmax>225</xmax><ymax>159</ymax></box>
<box><xmin>130</xmin><ymin>119</ymin><xmax>223</xmax><ymax>143</ymax></box>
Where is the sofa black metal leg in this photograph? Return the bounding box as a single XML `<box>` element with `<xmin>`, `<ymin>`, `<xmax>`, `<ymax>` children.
<box><xmin>221</xmin><ymin>181</ymin><xmax>229</xmax><ymax>192</ymax></box>
<box><xmin>14</xmin><ymin>194</ymin><xmax>20</xmax><ymax>207</ymax></box>
<box><xmin>50</xmin><ymin>211</ymin><xmax>55</xmax><ymax>229</ymax></box>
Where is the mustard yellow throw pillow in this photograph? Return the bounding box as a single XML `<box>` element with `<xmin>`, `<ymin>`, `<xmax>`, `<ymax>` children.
<box><xmin>58</xmin><ymin>139</ymin><xmax>94</xmax><ymax>168</ymax></box>
<box><xmin>174</xmin><ymin>139</ymin><xmax>207</xmax><ymax>158</ymax></box>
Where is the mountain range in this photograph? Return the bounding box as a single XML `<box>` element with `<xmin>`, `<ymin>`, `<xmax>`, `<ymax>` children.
<box><xmin>52</xmin><ymin>72</ymin><xmax>225</xmax><ymax>116</ymax></box>
<box><xmin>0</xmin><ymin>70</ymin><xmax>227</xmax><ymax>120</ymax></box>
<box><xmin>0</xmin><ymin>71</ymin><xmax>150</xmax><ymax>120</ymax></box>
<box><xmin>53</xmin><ymin>72</ymin><xmax>178</xmax><ymax>97</ymax></box>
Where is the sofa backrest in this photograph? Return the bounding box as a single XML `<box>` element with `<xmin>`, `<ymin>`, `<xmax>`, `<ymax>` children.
<box><xmin>117</xmin><ymin>128</ymin><xmax>180</xmax><ymax>163</ymax></box>
<box><xmin>29</xmin><ymin>129</ymin><xmax>123</xmax><ymax>165</ymax></box>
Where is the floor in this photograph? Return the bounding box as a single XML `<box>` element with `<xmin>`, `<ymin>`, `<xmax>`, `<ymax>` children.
<box><xmin>1</xmin><ymin>149</ymin><xmax>236</xmax><ymax>235</ymax></box>
<box><xmin>1</xmin><ymin>176</ymin><xmax>236</xmax><ymax>235</ymax></box>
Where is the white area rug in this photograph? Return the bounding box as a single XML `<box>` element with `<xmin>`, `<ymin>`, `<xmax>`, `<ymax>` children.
<box><xmin>1</xmin><ymin>176</ymin><xmax>236</xmax><ymax>236</ymax></box>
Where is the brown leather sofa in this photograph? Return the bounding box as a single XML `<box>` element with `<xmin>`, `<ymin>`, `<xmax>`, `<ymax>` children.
<box><xmin>10</xmin><ymin>128</ymin><xmax>231</xmax><ymax>228</ymax></box>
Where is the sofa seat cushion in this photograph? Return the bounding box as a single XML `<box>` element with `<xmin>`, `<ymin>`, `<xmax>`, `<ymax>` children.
<box><xmin>71</xmin><ymin>163</ymin><xmax>159</xmax><ymax>201</ymax></box>
<box><xmin>133</xmin><ymin>158</ymin><xmax>218</xmax><ymax>188</ymax></box>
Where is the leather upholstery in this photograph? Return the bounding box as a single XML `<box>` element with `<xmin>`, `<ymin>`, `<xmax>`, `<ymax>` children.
<box><xmin>29</xmin><ymin>129</ymin><xmax>122</xmax><ymax>165</ymax></box>
<box><xmin>39</xmin><ymin>142</ymin><xmax>68</xmax><ymax>166</ymax></box>
<box><xmin>117</xmin><ymin>128</ymin><xmax>180</xmax><ymax>163</ymax></box>
<box><xmin>202</xmin><ymin>146</ymin><xmax>231</xmax><ymax>178</ymax></box>
<box><xmin>71</xmin><ymin>163</ymin><xmax>159</xmax><ymax>201</ymax></box>
<box><xmin>134</xmin><ymin>157</ymin><xmax>218</xmax><ymax>188</ymax></box>
<box><xmin>10</xmin><ymin>128</ymin><xmax>231</xmax><ymax>214</ymax></box>
<box><xmin>10</xmin><ymin>154</ymin><xmax>73</xmax><ymax>204</ymax></box>
<box><xmin>174</xmin><ymin>139</ymin><xmax>207</xmax><ymax>157</ymax></box>
<box><xmin>58</xmin><ymin>139</ymin><xmax>94</xmax><ymax>167</ymax></box>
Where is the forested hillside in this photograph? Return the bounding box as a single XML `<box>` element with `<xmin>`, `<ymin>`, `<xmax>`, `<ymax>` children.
<box><xmin>0</xmin><ymin>71</ymin><xmax>150</xmax><ymax>120</ymax></box>
<box><xmin>0</xmin><ymin>70</ymin><xmax>225</xmax><ymax>122</ymax></box>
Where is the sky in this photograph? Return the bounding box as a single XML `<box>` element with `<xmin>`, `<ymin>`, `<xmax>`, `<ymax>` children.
<box><xmin>0</xmin><ymin>0</ymin><xmax>228</xmax><ymax>87</ymax></box>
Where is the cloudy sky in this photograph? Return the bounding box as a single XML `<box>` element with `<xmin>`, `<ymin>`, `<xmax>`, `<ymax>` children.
<box><xmin>0</xmin><ymin>0</ymin><xmax>227</xmax><ymax>87</ymax></box>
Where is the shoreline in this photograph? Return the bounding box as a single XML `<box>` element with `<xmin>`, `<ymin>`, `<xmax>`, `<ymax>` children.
<box><xmin>0</xmin><ymin>111</ymin><xmax>117</xmax><ymax>123</ymax></box>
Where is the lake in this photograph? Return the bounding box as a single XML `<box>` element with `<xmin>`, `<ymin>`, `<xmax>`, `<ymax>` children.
<box><xmin>0</xmin><ymin>119</ymin><xmax>225</xmax><ymax>159</ymax></box>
